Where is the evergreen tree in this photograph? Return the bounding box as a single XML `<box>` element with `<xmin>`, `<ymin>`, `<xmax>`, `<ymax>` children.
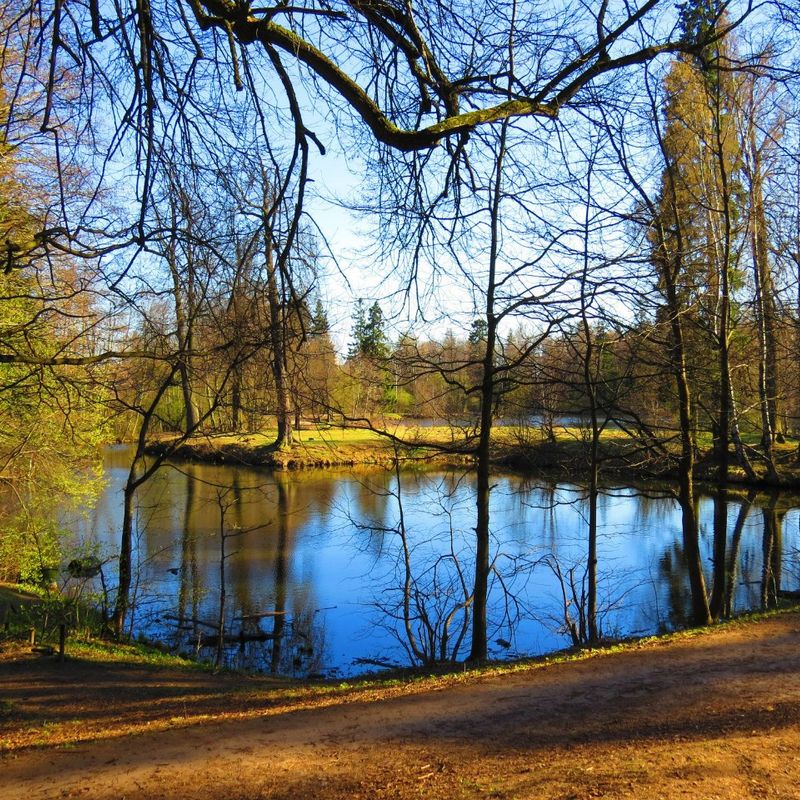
<box><xmin>659</xmin><ymin>12</ymin><xmax>751</xmax><ymax>478</ymax></box>
<box><xmin>468</xmin><ymin>318</ymin><xmax>488</xmax><ymax>346</ymax></box>
<box><xmin>311</xmin><ymin>298</ymin><xmax>330</xmax><ymax>336</ymax></box>
<box><xmin>365</xmin><ymin>301</ymin><xmax>389</xmax><ymax>358</ymax></box>
<box><xmin>348</xmin><ymin>299</ymin><xmax>367</xmax><ymax>358</ymax></box>
<box><xmin>349</xmin><ymin>299</ymin><xmax>389</xmax><ymax>359</ymax></box>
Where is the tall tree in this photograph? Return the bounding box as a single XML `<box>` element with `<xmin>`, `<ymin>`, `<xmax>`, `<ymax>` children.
<box><xmin>350</xmin><ymin>300</ymin><xmax>390</xmax><ymax>360</ymax></box>
<box><xmin>739</xmin><ymin>67</ymin><xmax>784</xmax><ymax>471</ymax></box>
<box><xmin>661</xmin><ymin>21</ymin><xmax>748</xmax><ymax>482</ymax></box>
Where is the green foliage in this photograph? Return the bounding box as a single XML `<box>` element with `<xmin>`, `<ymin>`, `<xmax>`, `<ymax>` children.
<box><xmin>0</xmin><ymin>89</ymin><xmax>110</xmax><ymax>580</ymax></box>
<box><xmin>311</xmin><ymin>298</ymin><xmax>330</xmax><ymax>335</ymax></box>
<box><xmin>0</xmin><ymin>578</ymin><xmax>110</xmax><ymax>644</ymax></box>
<box><xmin>349</xmin><ymin>299</ymin><xmax>389</xmax><ymax>359</ymax></box>
<box><xmin>678</xmin><ymin>0</ymin><xmax>725</xmax><ymax>49</ymax></box>
<box><xmin>0</xmin><ymin>272</ymin><xmax>107</xmax><ymax>584</ymax></box>
<box><xmin>348</xmin><ymin>299</ymin><xmax>367</xmax><ymax>359</ymax></box>
<box><xmin>0</xmin><ymin>355</ymin><xmax>106</xmax><ymax>581</ymax></box>
<box><xmin>0</xmin><ymin>519</ymin><xmax>61</xmax><ymax>586</ymax></box>
<box><xmin>468</xmin><ymin>318</ymin><xmax>488</xmax><ymax>346</ymax></box>
<box><xmin>14</xmin><ymin>592</ymin><xmax>76</xmax><ymax>635</ymax></box>
<box><xmin>154</xmin><ymin>385</ymin><xmax>190</xmax><ymax>432</ymax></box>
<box><xmin>384</xmin><ymin>386</ymin><xmax>415</xmax><ymax>413</ymax></box>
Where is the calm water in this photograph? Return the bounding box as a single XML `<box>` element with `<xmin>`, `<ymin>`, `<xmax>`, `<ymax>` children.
<box><xmin>65</xmin><ymin>446</ymin><xmax>800</xmax><ymax>677</ymax></box>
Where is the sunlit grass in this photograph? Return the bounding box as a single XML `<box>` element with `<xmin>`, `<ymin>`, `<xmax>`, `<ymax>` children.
<box><xmin>181</xmin><ymin>422</ymin><xmax>639</xmax><ymax>450</ymax></box>
<box><xmin>151</xmin><ymin>421</ymin><xmax>800</xmax><ymax>482</ymax></box>
<box><xmin>64</xmin><ymin>639</ymin><xmax>213</xmax><ymax>670</ymax></box>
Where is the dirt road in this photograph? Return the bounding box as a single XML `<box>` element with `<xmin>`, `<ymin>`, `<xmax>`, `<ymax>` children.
<box><xmin>2</xmin><ymin>613</ymin><xmax>800</xmax><ymax>799</ymax></box>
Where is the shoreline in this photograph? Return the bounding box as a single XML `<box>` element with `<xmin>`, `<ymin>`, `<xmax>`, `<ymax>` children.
<box><xmin>142</xmin><ymin>426</ymin><xmax>800</xmax><ymax>491</ymax></box>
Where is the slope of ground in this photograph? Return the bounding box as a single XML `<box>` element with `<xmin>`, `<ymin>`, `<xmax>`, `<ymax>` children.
<box><xmin>146</xmin><ymin>424</ymin><xmax>800</xmax><ymax>488</ymax></box>
<box><xmin>2</xmin><ymin>612</ymin><xmax>799</xmax><ymax>799</ymax></box>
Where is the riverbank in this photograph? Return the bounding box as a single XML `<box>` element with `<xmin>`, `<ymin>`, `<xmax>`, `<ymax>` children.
<box><xmin>144</xmin><ymin>423</ymin><xmax>800</xmax><ymax>489</ymax></box>
<box><xmin>145</xmin><ymin>425</ymin><xmax>471</xmax><ymax>469</ymax></box>
<box><xmin>2</xmin><ymin>609</ymin><xmax>799</xmax><ymax>799</ymax></box>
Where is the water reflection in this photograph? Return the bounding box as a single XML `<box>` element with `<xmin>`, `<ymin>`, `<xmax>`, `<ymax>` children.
<box><xmin>65</xmin><ymin>446</ymin><xmax>800</xmax><ymax>676</ymax></box>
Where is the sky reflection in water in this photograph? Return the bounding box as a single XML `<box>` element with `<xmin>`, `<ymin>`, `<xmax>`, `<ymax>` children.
<box><xmin>66</xmin><ymin>446</ymin><xmax>800</xmax><ymax>676</ymax></box>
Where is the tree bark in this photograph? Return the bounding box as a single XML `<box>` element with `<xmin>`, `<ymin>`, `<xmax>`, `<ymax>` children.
<box><xmin>664</xmin><ymin>256</ymin><xmax>712</xmax><ymax>626</ymax></box>
<box><xmin>168</xmin><ymin>188</ymin><xmax>197</xmax><ymax>434</ymax></box>
<box><xmin>748</xmin><ymin>119</ymin><xmax>779</xmax><ymax>468</ymax></box>
<box><xmin>264</xmin><ymin>220</ymin><xmax>293</xmax><ymax>447</ymax></box>
<box><xmin>468</xmin><ymin>121</ymin><xmax>507</xmax><ymax>663</ymax></box>
<box><xmin>580</xmin><ymin>160</ymin><xmax>600</xmax><ymax>645</ymax></box>
<box><xmin>111</xmin><ymin>481</ymin><xmax>136</xmax><ymax>637</ymax></box>
<box><xmin>708</xmin><ymin>487</ymin><xmax>727</xmax><ymax>621</ymax></box>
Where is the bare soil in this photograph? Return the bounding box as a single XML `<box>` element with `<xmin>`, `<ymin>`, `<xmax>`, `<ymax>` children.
<box><xmin>2</xmin><ymin>612</ymin><xmax>800</xmax><ymax>799</ymax></box>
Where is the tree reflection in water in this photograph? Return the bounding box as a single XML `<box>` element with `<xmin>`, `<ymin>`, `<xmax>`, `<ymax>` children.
<box><xmin>72</xmin><ymin>449</ymin><xmax>800</xmax><ymax>676</ymax></box>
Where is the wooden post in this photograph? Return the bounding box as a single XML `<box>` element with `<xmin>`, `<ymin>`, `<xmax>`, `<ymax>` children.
<box><xmin>58</xmin><ymin>624</ymin><xmax>66</xmax><ymax>663</ymax></box>
<box><xmin>29</xmin><ymin>627</ymin><xmax>35</xmax><ymax>646</ymax></box>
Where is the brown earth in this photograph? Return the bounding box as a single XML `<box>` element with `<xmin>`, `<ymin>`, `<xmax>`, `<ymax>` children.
<box><xmin>2</xmin><ymin>613</ymin><xmax>800</xmax><ymax>799</ymax></box>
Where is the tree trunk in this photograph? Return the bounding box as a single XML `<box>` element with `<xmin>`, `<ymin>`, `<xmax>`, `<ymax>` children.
<box><xmin>708</xmin><ymin>487</ymin><xmax>727</xmax><ymax>621</ymax></box>
<box><xmin>580</xmin><ymin>164</ymin><xmax>600</xmax><ymax>645</ymax></box>
<box><xmin>749</xmin><ymin>124</ymin><xmax>779</xmax><ymax>468</ymax></box>
<box><xmin>468</xmin><ymin>121</ymin><xmax>508</xmax><ymax>663</ymax></box>
<box><xmin>270</xmin><ymin>479</ymin><xmax>289</xmax><ymax>673</ymax></box>
<box><xmin>168</xmin><ymin>192</ymin><xmax>197</xmax><ymax>435</ymax></box>
<box><xmin>230</xmin><ymin>363</ymin><xmax>242</xmax><ymax>432</ymax></box>
<box><xmin>264</xmin><ymin>228</ymin><xmax>293</xmax><ymax>447</ymax></box>
<box><xmin>111</xmin><ymin>481</ymin><xmax>136</xmax><ymax>637</ymax></box>
<box><xmin>470</xmin><ymin>348</ymin><xmax>494</xmax><ymax>663</ymax></box>
<box><xmin>665</xmin><ymin>272</ymin><xmax>712</xmax><ymax>626</ymax></box>
<box><xmin>111</xmin><ymin>369</ymin><xmax>183</xmax><ymax>638</ymax></box>
<box><xmin>709</xmin><ymin>61</ymin><xmax>758</xmax><ymax>483</ymax></box>
<box><xmin>178</xmin><ymin>361</ymin><xmax>196</xmax><ymax>433</ymax></box>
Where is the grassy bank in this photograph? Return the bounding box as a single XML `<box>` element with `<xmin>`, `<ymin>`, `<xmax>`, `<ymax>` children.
<box><xmin>146</xmin><ymin>424</ymin><xmax>475</xmax><ymax>469</ymax></box>
<box><xmin>145</xmin><ymin>422</ymin><xmax>800</xmax><ymax>489</ymax></box>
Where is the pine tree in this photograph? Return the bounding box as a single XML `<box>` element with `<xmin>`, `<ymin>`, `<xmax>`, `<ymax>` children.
<box><xmin>365</xmin><ymin>301</ymin><xmax>389</xmax><ymax>359</ymax></box>
<box><xmin>349</xmin><ymin>299</ymin><xmax>389</xmax><ymax>359</ymax></box>
<box><xmin>348</xmin><ymin>299</ymin><xmax>367</xmax><ymax>358</ymax></box>
<box><xmin>660</xmin><ymin>5</ymin><xmax>753</xmax><ymax>481</ymax></box>
<box><xmin>468</xmin><ymin>318</ymin><xmax>488</xmax><ymax>346</ymax></box>
<box><xmin>311</xmin><ymin>298</ymin><xmax>330</xmax><ymax>336</ymax></box>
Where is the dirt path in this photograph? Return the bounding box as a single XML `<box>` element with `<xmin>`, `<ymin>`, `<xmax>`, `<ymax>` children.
<box><xmin>2</xmin><ymin>614</ymin><xmax>800</xmax><ymax>799</ymax></box>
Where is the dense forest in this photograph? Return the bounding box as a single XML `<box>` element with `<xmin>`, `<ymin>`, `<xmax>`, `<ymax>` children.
<box><xmin>2</xmin><ymin>0</ymin><xmax>800</xmax><ymax>659</ymax></box>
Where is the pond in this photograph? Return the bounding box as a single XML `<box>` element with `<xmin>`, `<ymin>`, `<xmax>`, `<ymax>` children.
<box><xmin>66</xmin><ymin>446</ymin><xmax>800</xmax><ymax>677</ymax></box>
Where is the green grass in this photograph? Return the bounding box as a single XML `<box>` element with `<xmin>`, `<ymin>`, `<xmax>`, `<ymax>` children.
<box><xmin>153</xmin><ymin>421</ymin><xmax>800</xmax><ymax>486</ymax></box>
<box><xmin>64</xmin><ymin>638</ymin><xmax>214</xmax><ymax>670</ymax></box>
<box><xmin>0</xmin><ymin>583</ymin><xmax>45</xmax><ymax>606</ymax></box>
<box><xmin>18</xmin><ymin>602</ymin><xmax>800</xmax><ymax>692</ymax></box>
